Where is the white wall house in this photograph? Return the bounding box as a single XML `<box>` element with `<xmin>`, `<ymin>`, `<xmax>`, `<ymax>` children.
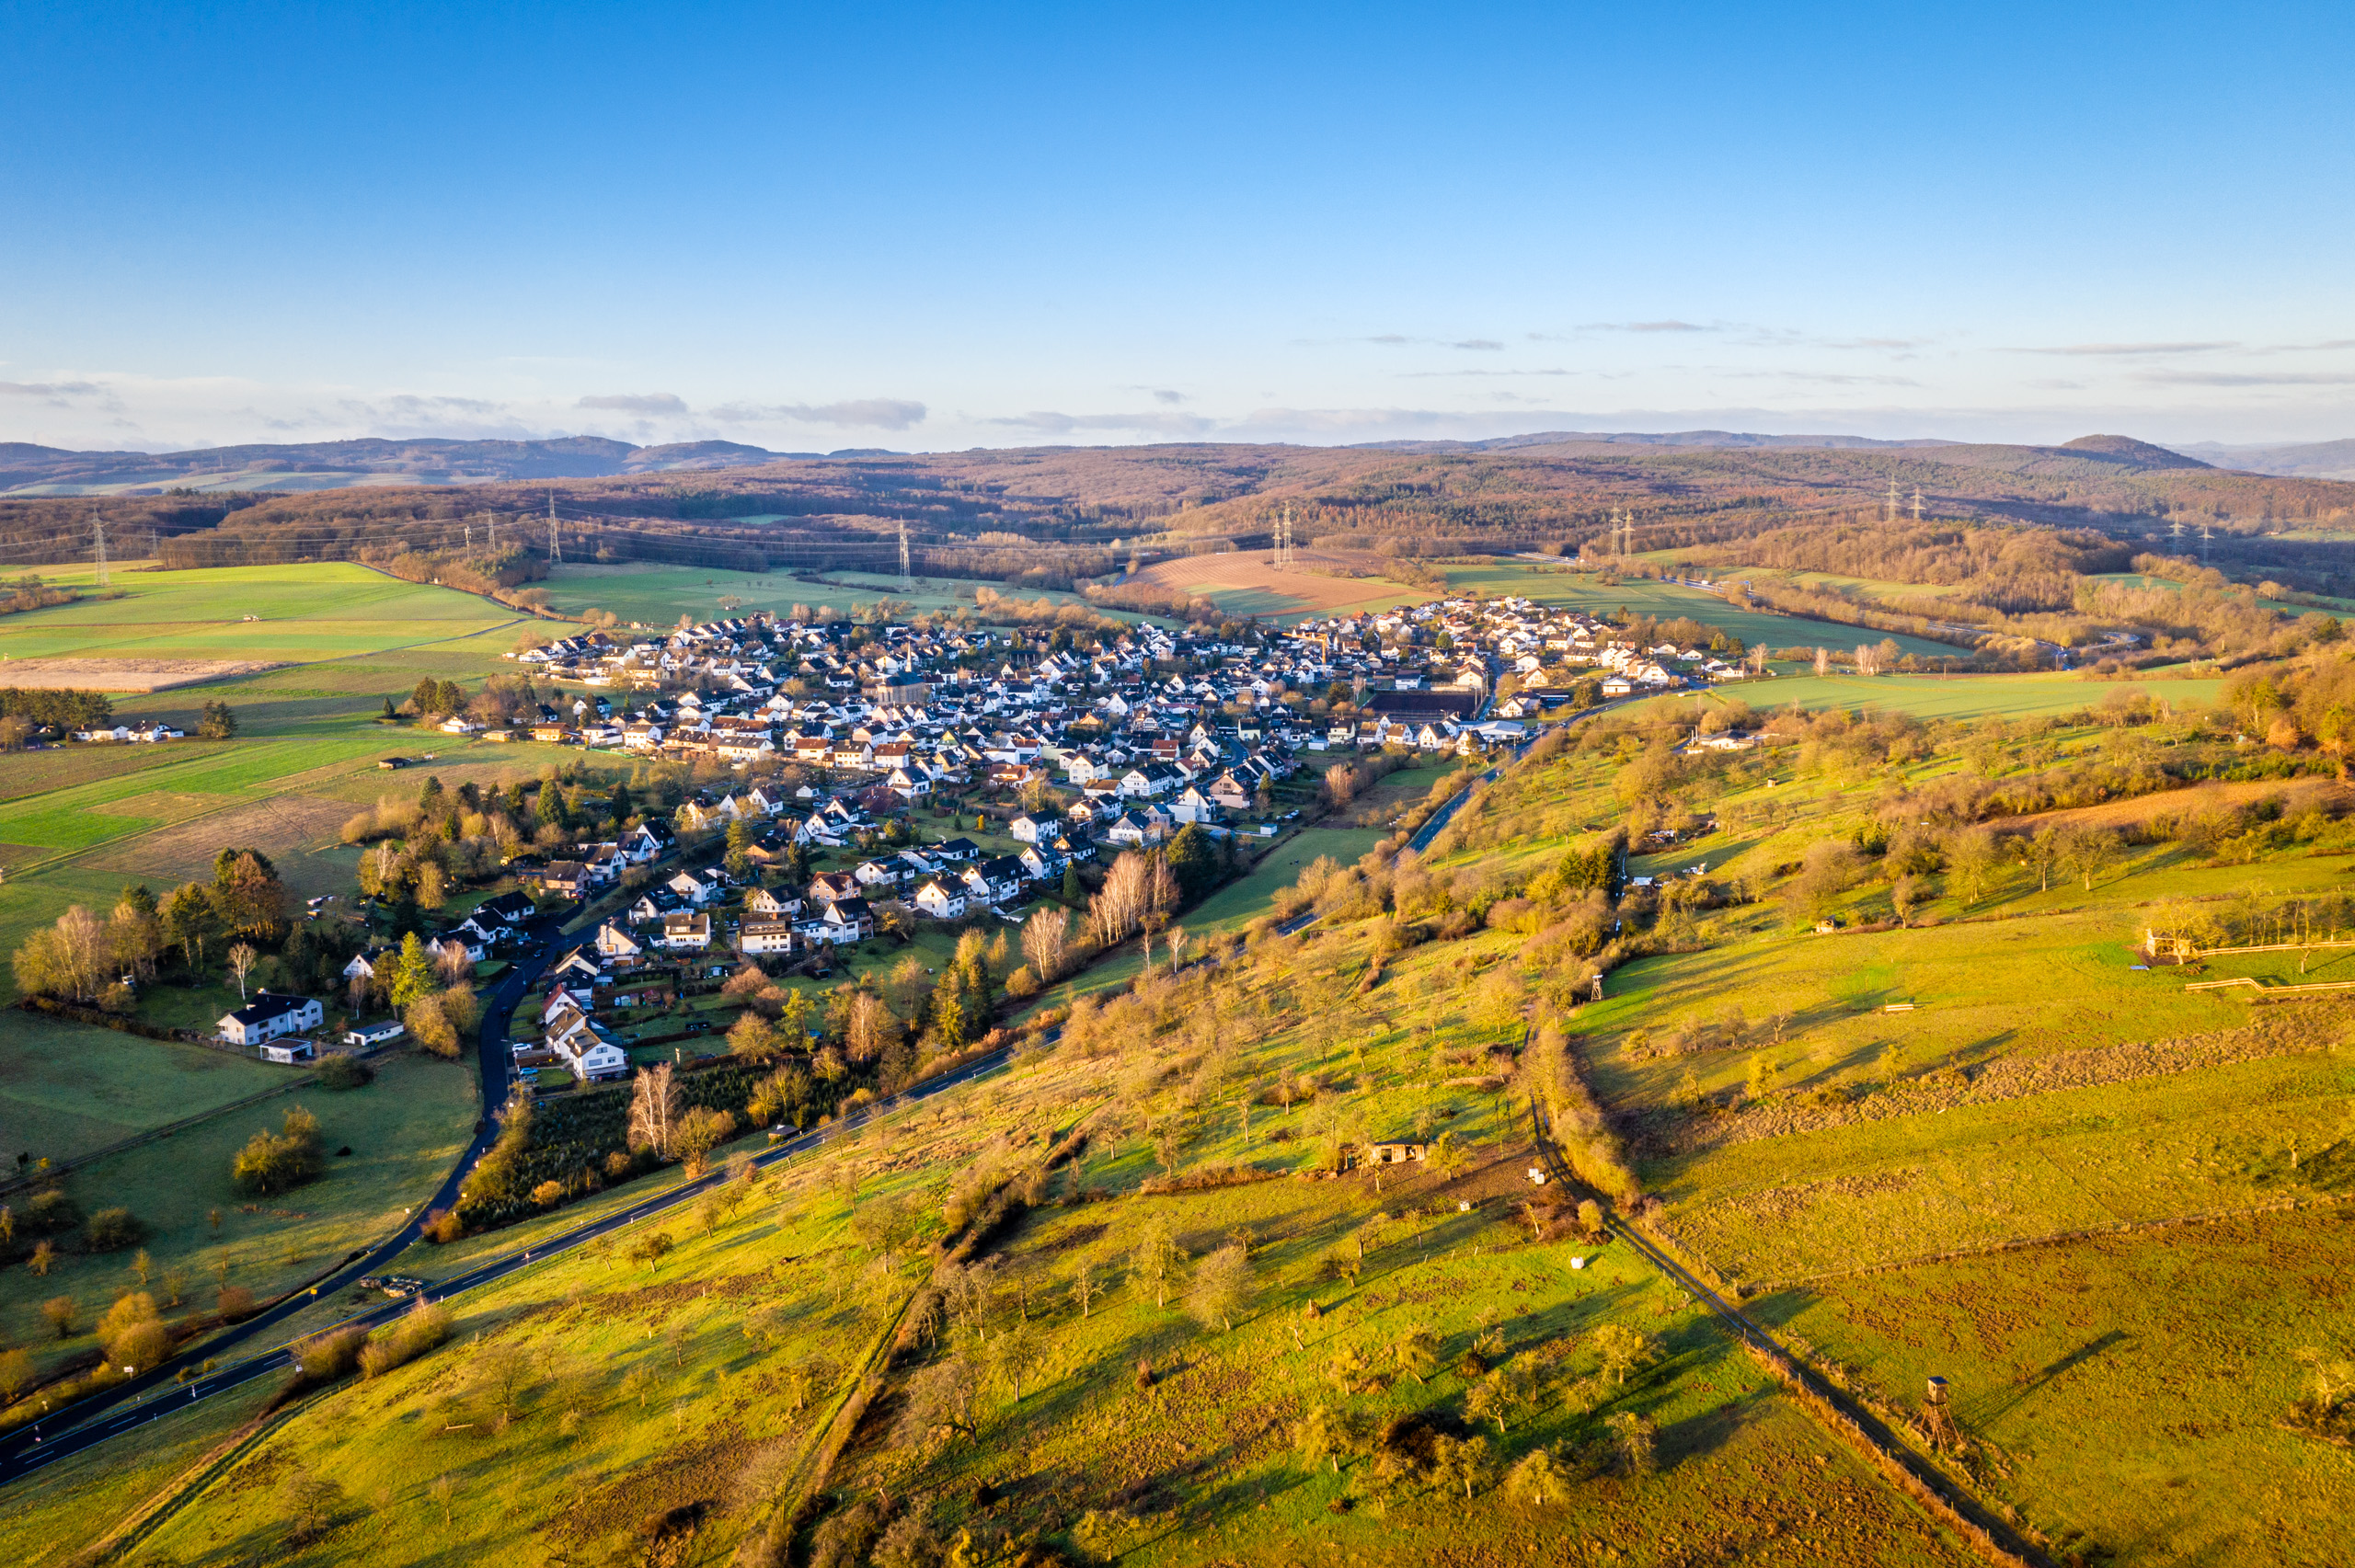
<box><xmin>218</xmin><ymin>992</ymin><xmax>323</xmax><ymax>1047</ymax></box>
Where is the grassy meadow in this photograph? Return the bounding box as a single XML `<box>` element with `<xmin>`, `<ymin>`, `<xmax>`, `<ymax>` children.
<box><xmin>83</xmin><ymin>921</ymin><xmax>1990</xmax><ymax>1568</ymax></box>
<box><xmin>0</xmin><ymin>1051</ymin><xmax>477</xmax><ymax>1390</ymax></box>
<box><xmin>1440</xmin><ymin>561</ymin><xmax>1964</xmax><ymax>662</ymax></box>
<box><xmin>0</xmin><ymin>1015</ymin><xmax>296</xmax><ymax>1165</ymax></box>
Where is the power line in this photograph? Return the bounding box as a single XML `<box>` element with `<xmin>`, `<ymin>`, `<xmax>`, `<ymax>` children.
<box><xmin>92</xmin><ymin>513</ymin><xmax>109</xmax><ymax>587</ymax></box>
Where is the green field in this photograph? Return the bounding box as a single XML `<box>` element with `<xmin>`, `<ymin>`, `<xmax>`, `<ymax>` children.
<box><xmin>86</xmin><ymin>931</ymin><xmax>1984</xmax><ymax>1568</ymax></box>
<box><xmin>0</xmin><ymin>1015</ymin><xmax>295</xmax><ymax>1165</ymax></box>
<box><xmin>0</xmin><ymin>562</ymin><xmax>518</xmax><ymax>664</ymax></box>
<box><xmin>1614</xmin><ymin>668</ymin><xmax>2225</xmax><ymax>722</ymax></box>
<box><xmin>0</xmin><ymin>1050</ymin><xmax>476</xmax><ymax>1389</ymax></box>
<box><xmin>1441</xmin><ymin>561</ymin><xmax>1967</xmax><ymax>661</ymax></box>
<box><xmin>533</xmin><ymin>563</ymin><xmax>1152</xmax><ymax>629</ymax></box>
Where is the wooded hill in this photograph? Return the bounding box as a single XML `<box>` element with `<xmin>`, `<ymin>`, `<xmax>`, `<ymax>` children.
<box><xmin>2</xmin><ymin>431</ymin><xmax>2351</xmax><ymax>599</ymax></box>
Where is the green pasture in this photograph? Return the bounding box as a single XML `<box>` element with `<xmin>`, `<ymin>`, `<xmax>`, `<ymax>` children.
<box><xmin>1762</xmin><ymin>1206</ymin><xmax>2355</xmax><ymax>1566</ymax></box>
<box><xmin>1616</xmin><ymin>668</ymin><xmax>2224</xmax><ymax>722</ymax></box>
<box><xmin>0</xmin><ymin>1015</ymin><xmax>293</xmax><ymax>1166</ymax></box>
<box><xmin>0</xmin><ymin>563</ymin><xmax>515</xmax><ymax>664</ymax></box>
<box><xmin>1656</xmin><ymin>1047</ymin><xmax>2350</xmax><ymax>1281</ymax></box>
<box><xmin>0</xmin><ymin>1050</ymin><xmax>477</xmax><ymax>1388</ymax></box>
<box><xmin>112</xmin><ymin>1026</ymin><xmax>1976</xmax><ymax>1568</ymax></box>
<box><xmin>1441</xmin><ymin>561</ymin><xmax>1965</xmax><ymax>661</ymax></box>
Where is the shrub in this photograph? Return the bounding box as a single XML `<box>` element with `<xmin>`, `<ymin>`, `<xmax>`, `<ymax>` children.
<box><xmin>217</xmin><ymin>1285</ymin><xmax>257</xmax><ymax>1322</ymax></box>
<box><xmin>296</xmin><ymin>1324</ymin><xmax>370</xmax><ymax>1383</ymax></box>
<box><xmin>421</xmin><ymin>1208</ymin><xmax>465</xmax><ymax>1244</ymax></box>
<box><xmin>232</xmin><ymin>1105</ymin><xmax>326</xmax><ymax>1196</ymax></box>
<box><xmin>359</xmin><ymin>1298</ymin><xmax>454</xmax><ymax>1379</ymax></box>
<box><xmin>82</xmin><ymin>1207</ymin><xmax>143</xmax><ymax>1251</ymax></box>
<box><xmin>316</xmin><ymin>1054</ymin><xmax>374</xmax><ymax>1090</ymax></box>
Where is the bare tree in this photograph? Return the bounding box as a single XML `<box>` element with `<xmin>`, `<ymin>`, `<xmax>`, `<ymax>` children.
<box><xmin>1068</xmin><ymin>1260</ymin><xmax>1102</xmax><ymax>1320</ymax></box>
<box><xmin>1185</xmin><ymin>1242</ymin><xmax>1254</xmax><ymax>1333</ymax></box>
<box><xmin>627</xmin><ymin>1062</ymin><xmax>681</xmax><ymax>1158</ymax></box>
<box><xmin>1129</xmin><ymin>1213</ymin><xmax>1182</xmax><ymax>1309</ymax></box>
<box><xmin>227</xmin><ymin>942</ymin><xmax>259</xmax><ymax>1001</ymax></box>
<box><xmin>1021</xmin><ymin>904</ymin><xmax>1071</xmax><ymax>981</ymax></box>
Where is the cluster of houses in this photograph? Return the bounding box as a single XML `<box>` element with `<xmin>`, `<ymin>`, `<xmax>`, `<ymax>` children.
<box><xmin>488</xmin><ymin>592</ymin><xmax>1746</xmax><ymax>801</ymax></box>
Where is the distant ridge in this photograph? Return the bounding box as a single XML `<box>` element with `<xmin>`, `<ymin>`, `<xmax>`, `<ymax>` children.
<box><xmin>2167</xmin><ymin>437</ymin><xmax>2355</xmax><ymax>481</ymax></box>
<box><xmin>0</xmin><ymin>436</ymin><xmax>812</xmax><ymax>497</ymax></box>
<box><xmin>1351</xmin><ymin>429</ymin><xmax>1959</xmax><ymax>455</ymax></box>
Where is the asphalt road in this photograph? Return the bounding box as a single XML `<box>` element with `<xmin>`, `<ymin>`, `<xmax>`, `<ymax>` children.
<box><xmin>0</xmin><ymin>992</ymin><xmax>1010</xmax><ymax>1486</ymax></box>
<box><xmin>0</xmin><ymin>914</ymin><xmax>573</xmax><ymax>1482</ymax></box>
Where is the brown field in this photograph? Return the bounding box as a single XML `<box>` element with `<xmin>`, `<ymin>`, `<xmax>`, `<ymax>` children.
<box><xmin>1998</xmin><ymin>776</ymin><xmax>2354</xmax><ymax>835</ymax></box>
<box><xmin>0</xmin><ymin>657</ymin><xmax>287</xmax><ymax>691</ymax></box>
<box><xmin>1123</xmin><ymin>546</ymin><xmax>1426</xmax><ymax>616</ymax></box>
<box><xmin>79</xmin><ymin>792</ymin><xmax>359</xmax><ymax>892</ymax></box>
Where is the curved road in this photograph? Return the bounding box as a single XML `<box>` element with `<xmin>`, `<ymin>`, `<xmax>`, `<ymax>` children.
<box><xmin>0</xmin><ymin>920</ymin><xmax>1010</xmax><ymax>1484</ymax></box>
<box><xmin>0</xmin><ymin>913</ymin><xmax>564</xmax><ymax>1481</ymax></box>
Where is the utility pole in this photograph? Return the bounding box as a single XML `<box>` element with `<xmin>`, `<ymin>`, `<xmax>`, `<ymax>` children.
<box><xmin>2200</xmin><ymin>521</ymin><xmax>2211</xmax><ymax>565</ymax></box>
<box><xmin>899</xmin><ymin>517</ymin><xmax>913</xmax><ymax>591</ymax></box>
<box><xmin>548</xmin><ymin>492</ymin><xmax>561</xmax><ymax>565</ymax></box>
<box><xmin>1885</xmin><ymin>475</ymin><xmax>1901</xmax><ymax>523</ymax></box>
<box><xmin>2169</xmin><ymin>517</ymin><xmax>2183</xmax><ymax>543</ymax></box>
<box><xmin>1912</xmin><ymin>486</ymin><xmax>1924</xmax><ymax>522</ymax></box>
<box><xmin>92</xmin><ymin>513</ymin><xmax>109</xmax><ymax>587</ymax></box>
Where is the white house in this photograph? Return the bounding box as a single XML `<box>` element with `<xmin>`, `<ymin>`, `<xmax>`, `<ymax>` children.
<box><xmin>666</xmin><ymin>869</ymin><xmax>720</xmax><ymax>905</ymax></box>
<box><xmin>740</xmin><ymin>918</ymin><xmax>798</xmax><ymax>955</ymax></box>
<box><xmin>661</xmin><ymin>910</ymin><xmax>712</xmax><ymax>950</ymax></box>
<box><xmin>593</xmin><ymin>921</ymin><xmax>646</xmax><ymax>962</ymax></box>
<box><xmin>342</xmin><ymin>1019</ymin><xmax>406</xmax><ymax>1048</ymax></box>
<box><xmin>217</xmin><ymin>992</ymin><xmax>322</xmax><ymax>1047</ymax></box>
<box><xmin>913</xmin><ymin>879</ymin><xmax>968</xmax><ymax>920</ymax></box>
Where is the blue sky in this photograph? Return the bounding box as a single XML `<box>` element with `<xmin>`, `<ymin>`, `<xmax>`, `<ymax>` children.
<box><xmin>5</xmin><ymin>0</ymin><xmax>2352</xmax><ymax>452</ymax></box>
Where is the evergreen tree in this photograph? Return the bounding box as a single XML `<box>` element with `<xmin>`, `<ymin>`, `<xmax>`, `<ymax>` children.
<box><xmin>388</xmin><ymin>933</ymin><xmax>435</xmax><ymax>1009</ymax></box>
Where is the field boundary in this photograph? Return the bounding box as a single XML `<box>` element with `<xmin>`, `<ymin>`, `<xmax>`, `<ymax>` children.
<box><xmin>1529</xmin><ymin>1104</ymin><xmax>2051</xmax><ymax>1568</ymax></box>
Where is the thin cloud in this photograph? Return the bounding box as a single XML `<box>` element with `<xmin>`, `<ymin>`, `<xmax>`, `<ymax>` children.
<box><xmin>1582</xmin><ymin>320</ymin><xmax>1716</xmax><ymax>334</ymax></box>
<box><xmin>986</xmin><ymin>410</ymin><xmax>1217</xmax><ymax>438</ymax></box>
<box><xmin>578</xmin><ymin>392</ymin><xmax>689</xmax><ymax>415</ymax></box>
<box><xmin>2014</xmin><ymin>342</ymin><xmax>2238</xmax><ymax>356</ymax></box>
<box><xmin>1400</xmin><ymin>368</ymin><xmax>1577</xmax><ymax>379</ymax></box>
<box><xmin>706</xmin><ymin>398</ymin><xmax>928</xmax><ymax>430</ymax></box>
<box><xmin>1152</xmin><ymin>389</ymin><xmax>1187</xmax><ymax>405</ymax></box>
<box><xmin>2134</xmin><ymin>370</ymin><xmax>2355</xmax><ymax>387</ymax></box>
<box><xmin>1341</xmin><ymin>335</ymin><xmax>1505</xmax><ymax>350</ymax></box>
<box><xmin>0</xmin><ymin>379</ymin><xmax>103</xmax><ymax>397</ymax></box>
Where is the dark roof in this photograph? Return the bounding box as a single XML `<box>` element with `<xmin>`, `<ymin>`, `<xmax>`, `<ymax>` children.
<box><xmin>1365</xmin><ymin>690</ymin><xmax>1479</xmax><ymax>718</ymax></box>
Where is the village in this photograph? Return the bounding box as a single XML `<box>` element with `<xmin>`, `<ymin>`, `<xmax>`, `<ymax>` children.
<box><xmin>185</xmin><ymin>589</ymin><xmax>1754</xmax><ymax>1089</ymax></box>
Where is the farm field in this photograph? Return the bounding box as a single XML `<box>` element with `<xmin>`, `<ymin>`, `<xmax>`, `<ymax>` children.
<box><xmin>0</xmin><ymin>1050</ymin><xmax>477</xmax><ymax>1389</ymax></box>
<box><xmin>533</xmin><ymin>563</ymin><xmax>1151</xmax><ymax>628</ymax></box>
<box><xmin>1121</xmin><ymin>546</ymin><xmax>1429</xmax><ymax>621</ymax></box>
<box><xmin>0</xmin><ymin>1014</ymin><xmax>296</xmax><ymax>1165</ymax></box>
<box><xmin>1759</xmin><ymin>1208</ymin><xmax>2355</xmax><ymax>1567</ymax></box>
<box><xmin>0</xmin><ymin>562</ymin><xmax>519</xmax><ymax>670</ymax></box>
<box><xmin>1442</xmin><ymin>561</ymin><xmax>1967</xmax><ymax>662</ymax></box>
